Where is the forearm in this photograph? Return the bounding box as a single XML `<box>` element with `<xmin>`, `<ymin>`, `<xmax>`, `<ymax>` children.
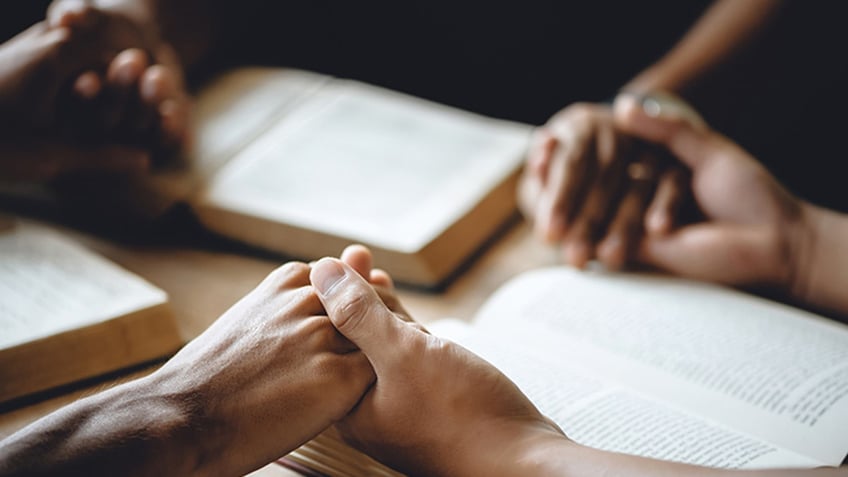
<box><xmin>623</xmin><ymin>0</ymin><xmax>782</xmax><ymax>115</ymax></box>
<box><xmin>505</xmin><ymin>436</ymin><xmax>847</xmax><ymax>477</ymax></box>
<box><xmin>791</xmin><ymin>204</ymin><xmax>848</xmax><ymax>317</ymax></box>
<box><xmin>0</xmin><ymin>374</ymin><xmax>208</xmax><ymax>476</ymax></box>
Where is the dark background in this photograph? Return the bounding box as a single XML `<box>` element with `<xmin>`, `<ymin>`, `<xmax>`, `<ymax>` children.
<box><xmin>4</xmin><ymin>1</ymin><xmax>847</xmax><ymax>211</ymax></box>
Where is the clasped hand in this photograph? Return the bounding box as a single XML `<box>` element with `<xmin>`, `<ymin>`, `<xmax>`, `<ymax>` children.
<box><xmin>520</xmin><ymin>93</ymin><xmax>811</xmax><ymax>294</ymax></box>
<box><xmin>0</xmin><ymin>0</ymin><xmax>190</xmax><ymax>182</ymax></box>
<box><xmin>138</xmin><ymin>245</ymin><xmax>560</xmax><ymax>477</ymax></box>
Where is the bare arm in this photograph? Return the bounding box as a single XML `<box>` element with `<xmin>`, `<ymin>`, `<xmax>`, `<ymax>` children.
<box><xmin>0</xmin><ymin>262</ymin><xmax>374</xmax><ymax>476</ymax></box>
<box><xmin>614</xmin><ymin>93</ymin><xmax>848</xmax><ymax>319</ymax></box>
<box><xmin>0</xmin><ymin>376</ymin><xmax>202</xmax><ymax>476</ymax></box>
<box><xmin>624</xmin><ymin>0</ymin><xmax>783</xmax><ymax>118</ymax></box>
<box><xmin>311</xmin><ymin>256</ymin><xmax>848</xmax><ymax>477</ymax></box>
<box><xmin>793</xmin><ymin>205</ymin><xmax>848</xmax><ymax>317</ymax></box>
<box><xmin>519</xmin><ymin>0</ymin><xmax>787</xmax><ymax>268</ymax></box>
<box><xmin>515</xmin><ymin>438</ymin><xmax>848</xmax><ymax>477</ymax></box>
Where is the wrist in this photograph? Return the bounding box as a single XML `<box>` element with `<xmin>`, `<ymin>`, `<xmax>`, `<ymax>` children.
<box><xmin>97</xmin><ymin>374</ymin><xmax>204</xmax><ymax>474</ymax></box>
<box><xmin>787</xmin><ymin>203</ymin><xmax>848</xmax><ymax>315</ymax></box>
<box><xmin>452</xmin><ymin>419</ymin><xmax>574</xmax><ymax>477</ymax></box>
<box><xmin>140</xmin><ymin>366</ymin><xmax>231</xmax><ymax>475</ymax></box>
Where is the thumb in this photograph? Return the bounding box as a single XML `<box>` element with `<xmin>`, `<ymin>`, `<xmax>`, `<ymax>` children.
<box><xmin>310</xmin><ymin>258</ymin><xmax>407</xmax><ymax>366</ymax></box>
<box><xmin>613</xmin><ymin>92</ymin><xmax>720</xmax><ymax>170</ymax></box>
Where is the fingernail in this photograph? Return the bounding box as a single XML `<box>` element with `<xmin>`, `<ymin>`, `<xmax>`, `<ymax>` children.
<box><xmin>639</xmin><ymin>93</ymin><xmax>707</xmax><ymax>129</ymax></box>
<box><xmin>311</xmin><ymin>258</ymin><xmax>346</xmax><ymax>295</ymax></box>
<box><xmin>641</xmin><ymin>96</ymin><xmax>663</xmax><ymax>118</ymax></box>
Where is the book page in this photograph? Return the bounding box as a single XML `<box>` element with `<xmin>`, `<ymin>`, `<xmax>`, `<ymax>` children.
<box><xmin>196</xmin><ymin>80</ymin><xmax>531</xmax><ymax>252</ymax></box>
<box><xmin>0</xmin><ymin>222</ymin><xmax>167</xmax><ymax>349</ymax></box>
<box><xmin>145</xmin><ymin>68</ymin><xmax>329</xmax><ymax>201</ymax></box>
<box><xmin>432</xmin><ymin>320</ymin><xmax>822</xmax><ymax>470</ymax></box>
<box><xmin>471</xmin><ymin>268</ymin><xmax>848</xmax><ymax>465</ymax></box>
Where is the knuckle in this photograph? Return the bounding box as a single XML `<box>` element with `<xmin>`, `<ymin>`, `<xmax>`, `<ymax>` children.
<box><xmin>266</xmin><ymin>261</ymin><xmax>310</xmax><ymax>289</ymax></box>
<box><xmin>567</xmin><ymin>102</ymin><xmax>595</xmax><ymax>119</ymax></box>
<box><xmin>334</xmin><ymin>290</ymin><xmax>372</xmax><ymax>336</ymax></box>
<box><xmin>311</xmin><ymin>352</ymin><xmax>345</xmax><ymax>380</ymax></box>
<box><xmin>300</xmin><ymin>315</ymin><xmax>334</xmax><ymax>343</ymax></box>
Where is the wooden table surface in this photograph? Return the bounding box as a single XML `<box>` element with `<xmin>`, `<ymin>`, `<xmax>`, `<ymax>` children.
<box><xmin>0</xmin><ymin>213</ymin><xmax>560</xmax><ymax>475</ymax></box>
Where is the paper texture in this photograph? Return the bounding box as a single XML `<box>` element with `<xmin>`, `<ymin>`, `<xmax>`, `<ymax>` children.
<box><xmin>198</xmin><ymin>79</ymin><xmax>530</xmax><ymax>251</ymax></box>
<box><xmin>0</xmin><ymin>222</ymin><xmax>167</xmax><ymax>349</ymax></box>
<box><xmin>431</xmin><ymin>268</ymin><xmax>848</xmax><ymax>468</ymax></box>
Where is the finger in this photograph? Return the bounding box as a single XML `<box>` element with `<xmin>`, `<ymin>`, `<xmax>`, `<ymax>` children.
<box><xmin>340</xmin><ymin>244</ymin><xmax>373</xmax><ymax>279</ymax></box>
<box><xmin>560</xmin><ymin>129</ymin><xmax>628</xmax><ymax>268</ymax></box>
<box><xmin>614</xmin><ymin>93</ymin><xmax>720</xmax><ymax>170</ymax></box>
<box><xmin>596</xmin><ymin>174</ymin><xmax>653</xmax><ymax>270</ymax></box>
<box><xmin>140</xmin><ymin>64</ymin><xmax>190</xmax><ymax>145</ymax></box>
<box><xmin>645</xmin><ymin>167</ymin><xmax>688</xmax><ymax>235</ymax></box>
<box><xmin>536</xmin><ymin>136</ymin><xmax>593</xmax><ymax>243</ymax></box>
<box><xmin>263</xmin><ymin>261</ymin><xmax>312</xmax><ymax>291</ymax></box>
<box><xmin>311</xmin><ymin>258</ymin><xmax>411</xmax><ymax>366</ymax></box>
<box><xmin>72</xmin><ymin>70</ymin><xmax>102</xmax><ymax>100</ymax></box>
<box><xmin>47</xmin><ymin>0</ymin><xmax>99</xmax><ymax>29</ymax></box>
<box><xmin>369</xmin><ymin>269</ymin><xmax>394</xmax><ymax>289</ymax></box>
<box><xmin>526</xmin><ymin>128</ymin><xmax>556</xmax><ymax>183</ymax></box>
<box><xmin>102</xmin><ymin>49</ymin><xmax>149</xmax><ymax>132</ymax></box>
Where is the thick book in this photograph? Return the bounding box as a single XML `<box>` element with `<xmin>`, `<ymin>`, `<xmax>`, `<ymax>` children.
<box><xmin>281</xmin><ymin>268</ymin><xmax>848</xmax><ymax>475</ymax></box>
<box><xmin>0</xmin><ymin>219</ymin><xmax>182</xmax><ymax>403</ymax></box>
<box><xmin>128</xmin><ymin>67</ymin><xmax>531</xmax><ymax>287</ymax></box>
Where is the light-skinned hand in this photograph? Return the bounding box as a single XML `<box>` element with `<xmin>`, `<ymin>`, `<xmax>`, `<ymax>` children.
<box><xmin>310</xmin><ymin>258</ymin><xmax>565</xmax><ymax>477</ymax></box>
<box><xmin>614</xmin><ymin>92</ymin><xmax>808</xmax><ymax>291</ymax></box>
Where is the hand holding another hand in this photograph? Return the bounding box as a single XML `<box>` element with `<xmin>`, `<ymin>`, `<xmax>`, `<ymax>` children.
<box><xmin>0</xmin><ymin>0</ymin><xmax>192</xmax><ymax>183</ymax></box>
<box><xmin>519</xmin><ymin>102</ymin><xmax>689</xmax><ymax>270</ymax></box>
<box><xmin>613</xmin><ymin>93</ymin><xmax>810</xmax><ymax>292</ymax></box>
<box><xmin>310</xmin><ymin>258</ymin><xmax>567</xmax><ymax>477</ymax></box>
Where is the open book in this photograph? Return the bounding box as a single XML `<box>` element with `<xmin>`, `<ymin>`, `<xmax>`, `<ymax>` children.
<box><xmin>0</xmin><ymin>219</ymin><xmax>182</xmax><ymax>403</ymax></box>
<box><xmin>282</xmin><ymin>268</ymin><xmax>848</xmax><ymax>475</ymax></box>
<box><xmin>131</xmin><ymin>68</ymin><xmax>530</xmax><ymax>287</ymax></box>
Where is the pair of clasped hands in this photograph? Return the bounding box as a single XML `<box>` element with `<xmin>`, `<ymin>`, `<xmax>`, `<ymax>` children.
<box><xmin>152</xmin><ymin>92</ymin><xmax>818</xmax><ymax>475</ymax></box>
<box><xmin>0</xmin><ymin>0</ymin><xmax>190</xmax><ymax>181</ymax></box>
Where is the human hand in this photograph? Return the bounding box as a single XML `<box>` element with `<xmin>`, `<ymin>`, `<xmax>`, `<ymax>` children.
<box><xmin>46</xmin><ymin>0</ymin><xmax>191</xmax><ymax>153</ymax></box>
<box><xmin>519</xmin><ymin>102</ymin><xmax>689</xmax><ymax>270</ymax></box>
<box><xmin>337</xmin><ymin>244</ymin><xmax>415</xmax><ymax>324</ymax></box>
<box><xmin>614</xmin><ymin>92</ymin><xmax>809</xmax><ymax>290</ymax></box>
<box><xmin>310</xmin><ymin>258</ymin><xmax>565</xmax><ymax>477</ymax></box>
<box><xmin>0</xmin><ymin>21</ymin><xmax>158</xmax><ymax>181</ymax></box>
<box><xmin>145</xmin><ymin>261</ymin><xmax>374</xmax><ymax>476</ymax></box>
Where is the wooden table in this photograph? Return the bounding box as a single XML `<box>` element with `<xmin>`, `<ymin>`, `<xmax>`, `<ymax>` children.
<box><xmin>0</xmin><ymin>215</ymin><xmax>560</xmax><ymax>476</ymax></box>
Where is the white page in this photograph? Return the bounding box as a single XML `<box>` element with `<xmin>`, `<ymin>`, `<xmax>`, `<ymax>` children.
<box><xmin>187</xmin><ymin>68</ymin><xmax>329</xmax><ymax>181</ymax></box>
<box><xmin>471</xmin><ymin>268</ymin><xmax>848</xmax><ymax>465</ymax></box>
<box><xmin>198</xmin><ymin>80</ymin><xmax>531</xmax><ymax>252</ymax></box>
<box><xmin>146</xmin><ymin>68</ymin><xmax>329</xmax><ymax>201</ymax></box>
<box><xmin>0</xmin><ymin>222</ymin><xmax>167</xmax><ymax>348</ymax></box>
<box><xmin>432</xmin><ymin>320</ymin><xmax>821</xmax><ymax>469</ymax></box>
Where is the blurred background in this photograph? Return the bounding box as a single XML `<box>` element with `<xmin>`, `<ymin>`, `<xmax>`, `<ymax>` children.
<box><xmin>4</xmin><ymin>0</ymin><xmax>847</xmax><ymax>211</ymax></box>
